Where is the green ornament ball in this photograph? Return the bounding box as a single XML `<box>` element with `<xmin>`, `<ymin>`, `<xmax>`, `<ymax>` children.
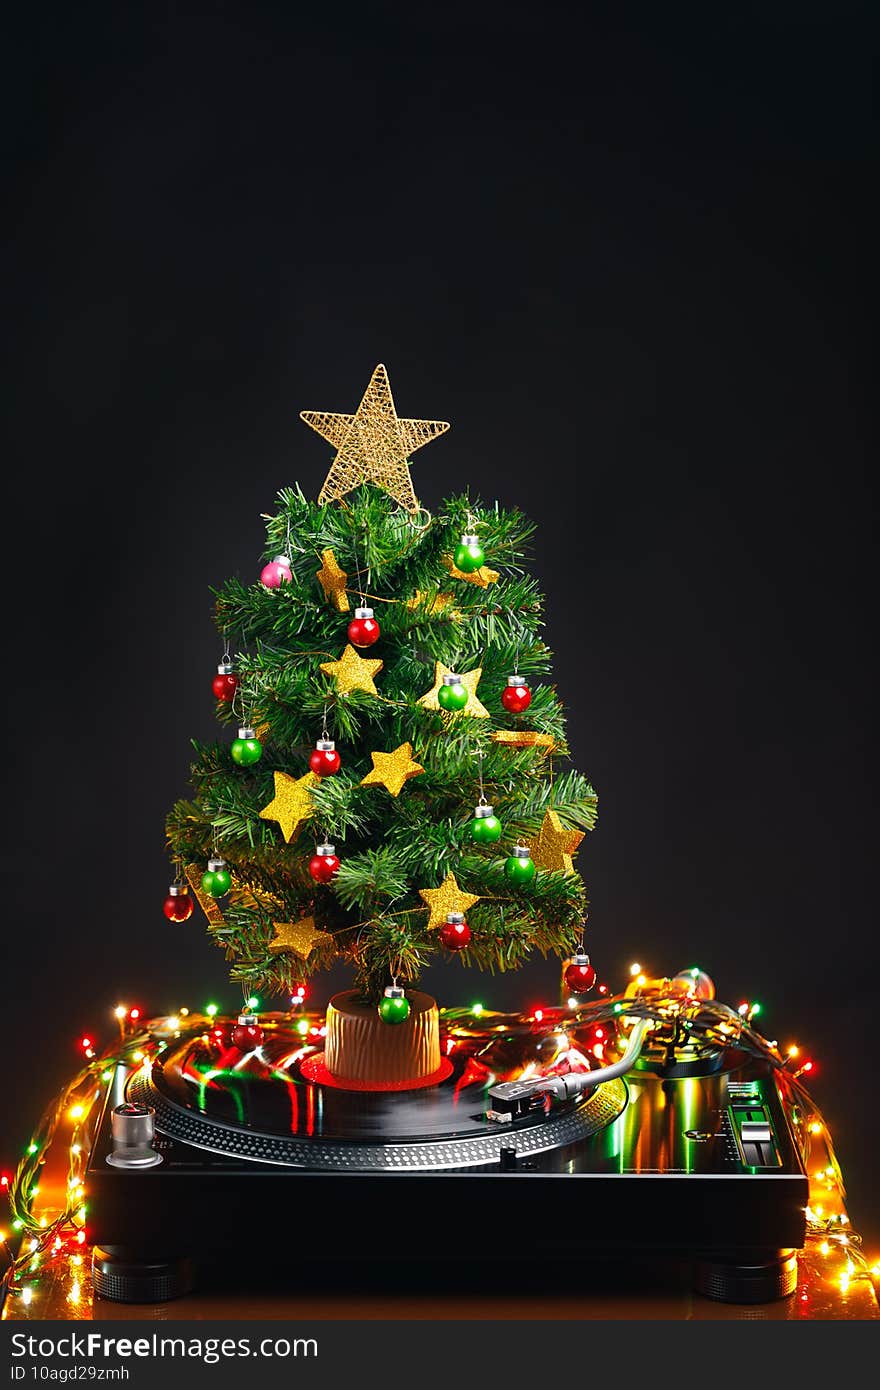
<box><xmin>379</xmin><ymin>993</ymin><xmax>411</xmax><ymax>1025</ymax></box>
<box><xmin>438</xmin><ymin>682</ymin><xmax>469</xmax><ymax>712</ymax></box>
<box><xmin>231</xmin><ymin>734</ymin><xmax>263</xmax><ymax>767</ymax></box>
<box><xmin>470</xmin><ymin>812</ymin><xmax>503</xmax><ymax>844</ymax></box>
<box><xmin>201</xmin><ymin>868</ymin><xmax>231</xmax><ymax>897</ymax></box>
<box><xmin>504</xmin><ymin>852</ymin><xmax>536</xmax><ymax>885</ymax></box>
<box><xmin>453</xmin><ymin>539</ymin><xmax>485</xmax><ymax>573</ymax></box>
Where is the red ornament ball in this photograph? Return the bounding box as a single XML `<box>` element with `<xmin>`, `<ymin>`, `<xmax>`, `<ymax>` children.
<box><xmin>163</xmin><ymin>891</ymin><xmax>193</xmax><ymax>923</ymax></box>
<box><xmin>439</xmin><ymin>916</ymin><xmax>471</xmax><ymax>951</ymax></box>
<box><xmin>308</xmin><ymin>846</ymin><xmax>340</xmax><ymax>883</ymax></box>
<box><xmin>564</xmin><ymin>958</ymin><xmax>596</xmax><ymax>994</ymax></box>
<box><xmin>347</xmin><ymin>607</ymin><xmax>380</xmax><ymax>648</ymax></box>
<box><xmin>231</xmin><ymin>1018</ymin><xmax>264</xmax><ymax>1049</ymax></box>
<box><xmin>309</xmin><ymin>743</ymin><xmax>341</xmax><ymax>777</ymax></box>
<box><xmin>212</xmin><ymin>671</ymin><xmax>238</xmax><ymax>702</ymax></box>
<box><xmin>501</xmin><ymin>678</ymin><xmax>532</xmax><ymax>714</ymax></box>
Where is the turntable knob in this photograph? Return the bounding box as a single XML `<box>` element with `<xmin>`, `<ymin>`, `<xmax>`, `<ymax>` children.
<box><xmin>106</xmin><ymin>1102</ymin><xmax>163</xmax><ymax>1169</ymax></box>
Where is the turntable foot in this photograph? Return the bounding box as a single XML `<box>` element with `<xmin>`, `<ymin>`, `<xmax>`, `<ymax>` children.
<box><xmin>693</xmin><ymin>1249</ymin><xmax>798</xmax><ymax>1303</ymax></box>
<box><xmin>91</xmin><ymin>1246</ymin><xmax>194</xmax><ymax>1303</ymax></box>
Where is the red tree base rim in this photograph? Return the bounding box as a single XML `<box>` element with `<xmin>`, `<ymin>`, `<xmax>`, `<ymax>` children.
<box><xmin>300</xmin><ymin>1052</ymin><xmax>454</xmax><ymax>1092</ymax></box>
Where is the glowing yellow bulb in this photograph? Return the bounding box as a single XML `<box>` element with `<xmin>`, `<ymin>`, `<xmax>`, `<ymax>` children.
<box><xmin>819</xmin><ymin>1241</ymin><xmax>830</xmax><ymax>1256</ymax></box>
<box><xmin>71</xmin><ymin>1143</ymin><xmax>81</xmax><ymax>1155</ymax></box>
<box><xmin>167</xmin><ymin>1016</ymin><xmax>180</xmax><ymax>1030</ymax></box>
<box><xmin>0</xmin><ymin>1230</ymin><xmax>6</xmax><ymax>1242</ymax></box>
<box><xmin>179</xmin><ymin>1007</ymin><xmax>189</xmax><ymax>1017</ymax></box>
<box><xmin>814</xmin><ymin>1205</ymin><xmax>824</xmax><ymax>1218</ymax></box>
<box><xmin>21</xmin><ymin>1287</ymin><xmax>32</xmax><ymax>1306</ymax></box>
<box><xmin>636</xmin><ymin>975</ymin><xmax>646</xmax><ymax>987</ymax></box>
<box><xmin>787</xmin><ymin>1045</ymin><xmax>799</xmax><ymax>1057</ymax></box>
<box><xmin>28</xmin><ymin>1239</ymin><xmax>38</xmax><ymax>1251</ymax></box>
<box><xmin>629</xmin><ymin>963</ymin><xmax>641</xmax><ymax>976</ymax></box>
<box><xmin>114</xmin><ymin>1006</ymin><xmax>126</xmax><ymax>1019</ymax></box>
<box><xmin>69</xmin><ymin>1105</ymin><xmax>84</xmax><ymax>1121</ymax></box>
<box><xmin>871</xmin><ymin>1263</ymin><xmax>880</xmax><ymax>1278</ymax></box>
<box><xmin>68</xmin><ymin>1280</ymin><xmax>81</xmax><ymax>1304</ymax></box>
<box><xmin>132</xmin><ymin>1050</ymin><xmax>145</xmax><ymax>1063</ymax></box>
<box><xmin>809</xmin><ymin>1121</ymin><xmax>821</xmax><ymax>1134</ymax></box>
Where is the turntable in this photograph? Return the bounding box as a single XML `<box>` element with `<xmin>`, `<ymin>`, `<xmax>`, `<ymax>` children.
<box><xmin>86</xmin><ymin>987</ymin><xmax>810</xmax><ymax>1306</ymax></box>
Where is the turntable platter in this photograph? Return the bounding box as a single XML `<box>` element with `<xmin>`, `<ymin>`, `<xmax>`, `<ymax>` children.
<box><xmin>127</xmin><ymin>1013</ymin><xmax>628</xmax><ymax>1170</ymax></box>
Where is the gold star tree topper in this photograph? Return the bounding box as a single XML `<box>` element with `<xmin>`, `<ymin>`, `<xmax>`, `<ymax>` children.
<box><xmin>530</xmin><ymin>809</ymin><xmax>585</xmax><ymax>874</ymax></box>
<box><xmin>320</xmin><ymin>644</ymin><xmax>384</xmax><ymax>696</ymax></box>
<box><xmin>419</xmin><ymin>871</ymin><xmax>481</xmax><ymax>930</ymax></box>
<box><xmin>315</xmin><ymin>548</ymin><xmax>349</xmax><ymax>611</ymax></box>
<box><xmin>301</xmin><ymin>363</ymin><xmax>450</xmax><ymax>514</ymax></box>
<box><xmin>269</xmin><ymin>917</ymin><xmax>335</xmax><ymax>960</ymax></box>
<box><xmin>418</xmin><ymin>661</ymin><xmax>489</xmax><ymax>718</ymax></box>
<box><xmin>259</xmin><ymin>770</ymin><xmax>320</xmax><ymax>842</ymax></box>
<box><xmin>360</xmin><ymin>742</ymin><xmax>425</xmax><ymax>797</ymax></box>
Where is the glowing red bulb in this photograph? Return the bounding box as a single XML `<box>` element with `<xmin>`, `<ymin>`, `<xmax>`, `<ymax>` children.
<box><xmin>534</xmin><ymin>1009</ymin><xmax>544</xmax><ymax>1022</ymax></box>
<box><xmin>595</xmin><ymin>1027</ymin><xmax>604</xmax><ymax>1040</ymax></box>
<box><xmin>130</xmin><ymin>1008</ymin><xmax>141</xmax><ymax>1020</ymax></box>
<box><xmin>81</xmin><ymin>1037</ymin><xmax>92</xmax><ymax>1049</ymax></box>
<box><xmin>803</xmin><ymin>1061</ymin><xmax>814</xmax><ymax>1073</ymax></box>
<box><xmin>597</xmin><ymin>984</ymin><xmax>609</xmax><ymax>996</ymax></box>
<box><xmin>1</xmin><ymin>1174</ymin><xmax>10</xmax><ymax>1187</ymax></box>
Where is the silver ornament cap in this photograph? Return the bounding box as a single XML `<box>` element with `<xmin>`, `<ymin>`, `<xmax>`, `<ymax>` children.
<box><xmin>510</xmin><ymin>845</ymin><xmax>532</xmax><ymax>861</ymax></box>
<box><xmin>316</xmin><ymin>738</ymin><xmax>335</xmax><ymax>752</ymax></box>
<box><xmin>446</xmin><ymin>911</ymin><xmax>465</xmax><ymax>925</ymax></box>
<box><xmin>384</xmin><ymin>985</ymin><xmax>405</xmax><ymax>1000</ymax></box>
<box><xmin>461</xmin><ymin>532</ymin><xmax>480</xmax><ymax>546</ymax></box>
<box><xmin>507</xmin><ymin>674</ymin><xmax>527</xmax><ymax>688</ymax></box>
<box><xmin>237</xmin><ymin>1013</ymin><xmax>259</xmax><ymax>1027</ymax></box>
<box><xmin>442</xmin><ymin>672</ymin><xmax>463</xmax><ymax>686</ymax></box>
<box><xmin>316</xmin><ymin>843</ymin><xmax>335</xmax><ymax>856</ymax></box>
<box><xmin>354</xmin><ymin>606</ymin><xmax>374</xmax><ymax>619</ymax></box>
<box><xmin>474</xmin><ymin>803</ymin><xmax>495</xmax><ymax>818</ymax></box>
<box><xmin>217</xmin><ymin>661</ymin><xmax>234</xmax><ymax>675</ymax></box>
<box><xmin>237</xmin><ymin>726</ymin><xmax>256</xmax><ymax>740</ymax></box>
<box><xmin>273</xmin><ymin>554</ymin><xmax>291</xmax><ymax>566</ymax></box>
<box><xmin>573</xmin><ymin>950</ymin><xmax>591</xmax><ymax>967</ymax></box>
<box><xmin>167</xmin><ymin>883</ymin><xmax>189</xmax><ymax>897</ymax></box>
<box><xmin>207</xmin><ymin>855</ymin><xmax>226</xmax><ymax>873</ymax></box>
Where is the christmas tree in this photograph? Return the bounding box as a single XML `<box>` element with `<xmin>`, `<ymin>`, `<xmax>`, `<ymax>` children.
<box><xmin>165</xmin><ymin>365</ymin><xmax>597</xmax><ymax>1076</ymax></box>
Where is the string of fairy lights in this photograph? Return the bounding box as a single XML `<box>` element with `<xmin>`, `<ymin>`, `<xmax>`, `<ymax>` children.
<box><xmin>1</xmin><ymin>972</ymin><xmax>877</xmax><ymax>1312</ymax></box>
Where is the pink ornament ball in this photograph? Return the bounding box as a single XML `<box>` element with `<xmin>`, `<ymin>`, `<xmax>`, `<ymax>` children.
<box><xmin>260</xmin><ymin>556</ymin><xmax>293</xmax><ymax>588</ymax></box>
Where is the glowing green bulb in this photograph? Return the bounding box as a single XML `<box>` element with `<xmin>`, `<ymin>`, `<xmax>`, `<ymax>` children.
<box><xmin>751</xmin><ymin>1002</ymin><xmax>761</xmax><ymax>1015</ymax></box>
<box><xmin>246</xmin><ymin>996</ymin><xmax>260</xmax><ymax>1011</ymax></box>
<box><xmin>471</xmin><ymin>1002</ymin><xmax>484</xmax><ymax>1017</ymax></box>
<box><xmin>296</xmin><ymin>1019</ymin><xmax>309</xmax><ymax>1036</ymax></box>
<box><xmin>27</xmin><ymin>1143</ymin><xmax>38</xmax><ymax>1155</ymax></box>
<box><xmin>101</xmin><ymin>1071</ymin><xmax>112</xmax><ymax>1082</ymax></box>
<box><xmin>206</xmin><ymin>1003</ymin><xmax>219</xmax><ymax>1017</ymax></box>
<box><xmin>613</xmin><ymin>1003</ymin><xmax>623</xmax><ymax>1013</ymax></box>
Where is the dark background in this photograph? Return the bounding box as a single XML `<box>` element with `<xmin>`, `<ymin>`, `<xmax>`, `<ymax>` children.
<box><xmin>3</xmin><ymin>2</ymin><xmax>877</xmax><ymax>1254</ymax></box>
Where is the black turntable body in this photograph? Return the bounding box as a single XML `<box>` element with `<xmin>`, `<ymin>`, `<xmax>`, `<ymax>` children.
<box><xmin>85</xmin><ymin>1010</ymin><xmax>809</xmax><ymax>1305</ymax></box>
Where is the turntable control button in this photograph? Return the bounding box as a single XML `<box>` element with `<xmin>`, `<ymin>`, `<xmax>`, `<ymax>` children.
<box><xmin>740</xmin><ymin>1120</ymin><xmax>772</xmax><ymax>1143</ymax></box>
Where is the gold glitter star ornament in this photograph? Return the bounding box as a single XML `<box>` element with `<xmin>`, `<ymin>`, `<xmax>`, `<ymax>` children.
<box><xmin>315</xmin><ymin>549</ymin><xmax>349</xmax><ymax>611</ymax></box>
<box><xmin>360</xmin><ymin>742</ymin><xmax>425</xmax><ymax>796</ymax></box>
<box><xmin>320</xmin><ymin>644</ymin><xmax>384</xmax><ymax>696</ymax></box>
<box><xmin>301</xmin><ymin>363</ymin><xmax>450</xmax><ymax>514</ymax></box>
<box><xmin>417</xmin><ymin>661</ymin><xmax>489</xmax><ymax>718</ymax></box>
<box><xmin>258</xmin><ymin>770</ymin><xmax>320</xmax><ymax>842</ymax></box>
<box><xmin>530</xmin><ymin>809</ymin><xmax>585</xmax><ymax>874</ymax></box>
<box><xmin>269</xmin><ymin>917</ymin><xmax>335</xmax><ymax>960</ymax></box>
<box><xmin>418</xmin><ymin>871</ymin><xmax>481</xmax><ymax>930</ymax></box>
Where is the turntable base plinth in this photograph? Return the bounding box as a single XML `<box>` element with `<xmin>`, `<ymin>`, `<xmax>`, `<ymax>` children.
<box><xmin>324</xmin><ymin>988</ymin><xmax>440</xmax><ymax>1086</ymax></box>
